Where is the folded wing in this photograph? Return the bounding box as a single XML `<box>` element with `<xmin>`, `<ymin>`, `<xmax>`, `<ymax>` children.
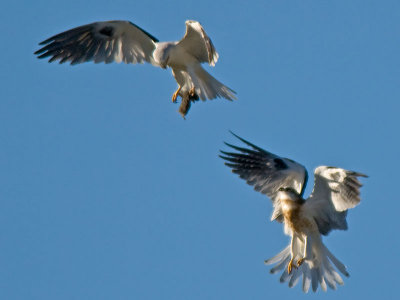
<box><xmin>219</xmin><ymin>133</ymin><xmax>308</xmax><ymax>222</ymax></box>
<box><xmin>35</xmin><ymin>20</ymin><xmax>159</xmax><ymax>65</ymax></box>
<box><xmin>305</xmin><ymin>166</ymin><xmax>367</xmax><ymax>235</ymax></box>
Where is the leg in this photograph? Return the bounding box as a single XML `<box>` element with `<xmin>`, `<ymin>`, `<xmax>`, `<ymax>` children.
<box><xmin>172</xmin><ymin>86</ymin><xmax>182</xmax><ymax>103</ymax></box>
<box><xmin>297</xmin><ymin>235</ymin><xmax>308</xmax><ymax>267</ymax></box>
<box><xmin>288</xmin><ymin>235</ymin><xmax>295</xmax><ymax>274</ymax></box>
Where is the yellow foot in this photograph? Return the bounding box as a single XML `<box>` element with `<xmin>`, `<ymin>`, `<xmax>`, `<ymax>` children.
<box><xmin>288</xmin><ymin>258</ymin><xmax>295</xmax><ymax>274</ymax></box>
<box><xmin>297</xmin><ymin>258</ymin><xmax>305</xmax><ymax>267</ymax></box>
<box><xmin>172</xmin><ymin>86</ymin><xmax>182</xmax><ymax>103</ymax></box>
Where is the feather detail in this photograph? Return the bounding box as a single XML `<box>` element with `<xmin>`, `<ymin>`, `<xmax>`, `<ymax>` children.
<box><xmin>265</xmin><ymin>236</ymin><xmax>349</xmax><ymax>293</ymax></box>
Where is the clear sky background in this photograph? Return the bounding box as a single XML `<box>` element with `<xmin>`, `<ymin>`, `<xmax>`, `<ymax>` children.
<box><xmin>1</xmin><ymin>0</ymin><xmax>399</xmax><ymax>299</ymax></box>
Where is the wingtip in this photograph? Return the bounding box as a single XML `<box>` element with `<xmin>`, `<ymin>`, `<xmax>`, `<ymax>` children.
<box><xmin>222</xmin><ymin>141</ymin><xmax>234</xmax><ymax>148</ymax></box>
<box><xmin>228</xmin><ymin>130</ymin><xmax>244</xmax><ymax>142</ymax></box>
<box><xmin>35</xmin><ymin>53</ymin><xmax>48</xmax><ymax>59</ymax></box>
<box><xmin>228</xmin><ymin>131</ymin><xmax>267</xmax><ymax>152</ymax></box>
<box><xmin>228</xmin><ymin>130</ymin><xmax>245</xmax><ymax>141</ymax></box>
<box><xmin>218</xmin><ymin>153</ymin><xmax>228</xmax><ymax>160</ymax></box>
<box><xmin>34</xmin><ymin>48</ymin><xmax>45</xmax><ymax>55</ymax></box>
<box><xmin>221</xmin><ymin>141</ymin><xmax>252</xmax><ymax>154</ymax></box>
<box><xmin>351</xmin><ymin>171</ymin><xmax>368</xmax><ymax>178</ymax></box>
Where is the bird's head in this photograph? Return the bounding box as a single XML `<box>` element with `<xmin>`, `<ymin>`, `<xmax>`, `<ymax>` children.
<box><xmin>185</xmin><ymin>20</ymin><xmax>199</xmax><ymax>26</ymax></box>
<box><xmin>277</xmin><ymin>187</ymin><xmax>304</xmax><ymax>204</ymax></box>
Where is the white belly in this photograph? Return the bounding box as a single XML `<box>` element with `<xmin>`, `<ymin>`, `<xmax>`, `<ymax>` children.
<box><xmin>282</xmin><ymin>200</ymin><xmax>319</xmax><ymax>236</ymax></box>
<box><xmin>167</xmin><ymin>45</ymin><xmax>198</xmax><ymax>69</ymax></box>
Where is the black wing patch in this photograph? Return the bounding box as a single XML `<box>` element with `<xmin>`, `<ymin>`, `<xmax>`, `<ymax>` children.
<box><xmin>99</xmin><ymin>26</ymin><xmax>114</xmax><ymax>37</ymax></box>
<box><xmin>129</xmin><ymin>22</ymin><xmax>159</xmax><ymax>42</ymax></box>
<box><xmin>273</xmin><ymin>158</ymin><xmax>288</xmax><ymax>170</ymax></box>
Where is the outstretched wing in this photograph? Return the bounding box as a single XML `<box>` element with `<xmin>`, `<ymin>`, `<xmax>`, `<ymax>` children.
<box><xmin>35</xmin><ymin>21</ymin><xmax>159</xmax><ymax>65</ymax></box>
<box><xmin>305</xmin><ymin>166</ymin><xmax>367</xmax><ymax>235</ymax></box>
<box><xmin>219</xmin><ymin>133</ymin><xmax>308</xmax><ymax>222</ymax></box>
<box><xmin>176</xmin><ymin>20</ymin><xmax>219</xmax><ymax>66</ymax></box>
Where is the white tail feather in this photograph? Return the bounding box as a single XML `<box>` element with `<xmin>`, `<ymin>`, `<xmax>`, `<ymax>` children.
<box><xmin>302</xmin><ymin>263</ymin><xmax>311</xmax><ymax>292</ymax></box>
<box><xmin>265</xmin><ymin>237</ymin><xmax>349</xmax><ymax>293</ymax></box>
<box><xmin>288</xmin><ymin>268</ymin><xmax>302</xmax><ymax>287</ymax></box>
<box><xmin>264</xmin><ymin>246</ymin><xmax>290</xmax><ymax>265</ymax></box>
<box><xmin>269</xmin><ymin>256</ymin><xmax>290</xmax><ymax>274</ymax></box>
<box><xmin>324</xmin><ymin>244</ymin><xmax>350</xmax><ymax>277</ymax></box>
<box><xmin>188</xmin><ymin>65</ymin><xmax>236</xmax><ymax>101</ymax></box>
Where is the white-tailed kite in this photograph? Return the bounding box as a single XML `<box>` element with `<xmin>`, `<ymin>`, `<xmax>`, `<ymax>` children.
<box><xmin>219</xmin><ymin>133</ymin><xmax>367</xmax><ymax>293</ymax></box>
<box><xmin>34</xmin><ymin>20</ymin><xmax>236</xmax><ymax>117</ymax></box>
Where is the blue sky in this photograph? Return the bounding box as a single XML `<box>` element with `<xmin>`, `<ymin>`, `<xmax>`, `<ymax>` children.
<box><xmin>1</xmin><ymin>0</ymin><xmax>399</xmax><ymax>299</ymax></box>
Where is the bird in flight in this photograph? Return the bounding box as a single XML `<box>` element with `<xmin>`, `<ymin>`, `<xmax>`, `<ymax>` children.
<box><xmin>34</xmin><ymin>20</ymin><xmax>236</xmax><ymax>117</ymax></box>
<box><xmin>219</xmin><ymin>133</ymin><xmax>367</xmax><ymax>292</ymax></box>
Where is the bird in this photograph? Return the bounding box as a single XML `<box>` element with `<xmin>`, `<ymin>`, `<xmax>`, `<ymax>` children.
<box><xmin>34</xmin><ymin>20</ymin><xmax>236</xmax><ymax>117</ymax></box>
<box><xmin>219</xmin><ymin>132</ymin><xmax>367</xmax><ymax>293</ymax></box>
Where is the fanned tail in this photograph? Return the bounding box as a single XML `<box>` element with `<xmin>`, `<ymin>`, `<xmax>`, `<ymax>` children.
<box><xmin>264</xmin><ymin>240</ymin><xmax>349</xmax><ymax>293</ymax></box>
<box><xmin>188</xmin><ymin>65</ymin><xmax>236</xmax><ymax>101</ymax></box>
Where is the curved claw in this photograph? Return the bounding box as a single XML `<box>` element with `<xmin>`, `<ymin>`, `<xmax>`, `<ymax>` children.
<box><xmin>288</xmin><ymin>257</ymin><xmax>304</xmax><ymax>274</ymax></box>
<box><xmin>297</xmin><ymin>258</ymin><xmax>304</xmax><ymax>267</ymax></box>
<box><xmin>288</xmin><ymin>258</ymin><xmax>294</xmax><ymax>274</ymax></box>
<box><xmin>172</xmin><ymin>86</ymin><xmax>182</xmax><ymax>103</ymax></box>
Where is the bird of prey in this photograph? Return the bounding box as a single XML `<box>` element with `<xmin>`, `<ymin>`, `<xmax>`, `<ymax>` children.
<box><xmin>219</xmin><ymin>133</ymin><xmax>367</xmax><ymax>293</ymax></box>
<box><xmin>34</xmin><ymin>20</ymin><xmax>236</xmax><ymax>117</ymax></box>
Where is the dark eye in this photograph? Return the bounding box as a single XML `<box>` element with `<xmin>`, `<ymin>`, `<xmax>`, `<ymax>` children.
<box><xmin>278</xmin><ymin>187</ymin><xmax>285</xmax><ymax>192</ymax></box>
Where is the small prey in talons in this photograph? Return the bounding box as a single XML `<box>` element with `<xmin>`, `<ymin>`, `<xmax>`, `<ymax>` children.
<box><xmin>35</xmin><ymin>20</ymin><xmax>236</xmax><ymax>117</ymax></box>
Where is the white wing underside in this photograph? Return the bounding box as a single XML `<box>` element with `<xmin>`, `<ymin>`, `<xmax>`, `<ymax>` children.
<box><xmin>220</xmin><ymin>134</ymin><xmax>308</xmax><ymax>221</ymax></box>
<box><xmin>177</xmin><ymin>20</ymin><xmax>219</xmax><ymax>66</ymax></box>
<box><xmin>304</xmin><ymin>166</ymin><xmax>367</xmax><ymax>235</ymax></box>
<box><xmin>36</xmin><ymin>20</ymin><xmax>236</xmax><ymax>102</ymax></box>
<box><xmin>220</xmin><ymin>134</ymin><xmax>367</xmax><ymax>293</ymax></box>
<box><xmin>170</xmin><ymin>21</ymin><xmax>236</xmax><ymax>101</ymax></box>
<box><xmin>35</xmin><ymin>21</ymin><xmax>158</xmax><ymax>65</ymax></box>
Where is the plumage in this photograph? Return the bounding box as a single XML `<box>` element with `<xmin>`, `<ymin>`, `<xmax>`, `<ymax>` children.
<box><xmin>35</xmin><ymin>20</ymin><xmax>236</xmax><ymax>117</ymax></box>
<box><xmin>220</xmin><ymin>133</ymin><xmax>367</xmax><ymax>293</ymax></box>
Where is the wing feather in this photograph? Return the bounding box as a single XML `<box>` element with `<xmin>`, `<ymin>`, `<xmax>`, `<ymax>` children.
<box><xmin>35</xmin><ymin>21</ymin><xmax>158</xmax><ymax>65</ymax></box>
<box><xmin>176</xmin><ymin>20</ymin><xmax>218</xmax><ymax>66</ymax></box>
<box><xmin>305</xmin><ymin>166</ymin><xmax>367</xmax><ymax>235</ymax></box>
<box><xmin>220</xmin><ymin>132</ymin><xmax>308</xmax><ymax>222</ymax></box>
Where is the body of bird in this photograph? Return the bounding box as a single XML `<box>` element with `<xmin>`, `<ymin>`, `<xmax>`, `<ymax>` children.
<box><xmin>220</xmin><ymin>132</ymin><xmax>367</xmax><ymax>292</ymax></box>
<box><xmin>279</xmin><ymin>190</ymin><xmax>318</xmax><ymax>237</ymax></box>
<box><xmin>282</xmin><ymin>200</ymin><xmax>310</xmax><ymax>234</ymax></box>
<box><xmin>34</xmin><ymin>20</ymin><xmax>236</xmax><ymax>117</ymax></box>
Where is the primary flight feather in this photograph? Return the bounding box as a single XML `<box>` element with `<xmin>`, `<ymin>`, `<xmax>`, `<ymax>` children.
<box><xmin>34</xmin><ymin>20</ymin><xmax>236</xmax><ymax>117</ymax></box>
<box><xmin>220</xmin><ymin>132</ymin><xmax>367</xmax><ymax>293</ymax></box>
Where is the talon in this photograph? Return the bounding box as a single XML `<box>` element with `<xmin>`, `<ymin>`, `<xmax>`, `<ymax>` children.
<box><xmin>297</xmin><ymin>258</ymin><xmax>304</xmax><ymax>267</ymax></box>
<box><xmin>172</xmin><ymin>86</ymin><xmax>182</xmax><ymax>103</ymax></box>
<box><xmin>288</xmin><ymin>258</ymin><xmax>294</xmax><ymax>274</ymax></box>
